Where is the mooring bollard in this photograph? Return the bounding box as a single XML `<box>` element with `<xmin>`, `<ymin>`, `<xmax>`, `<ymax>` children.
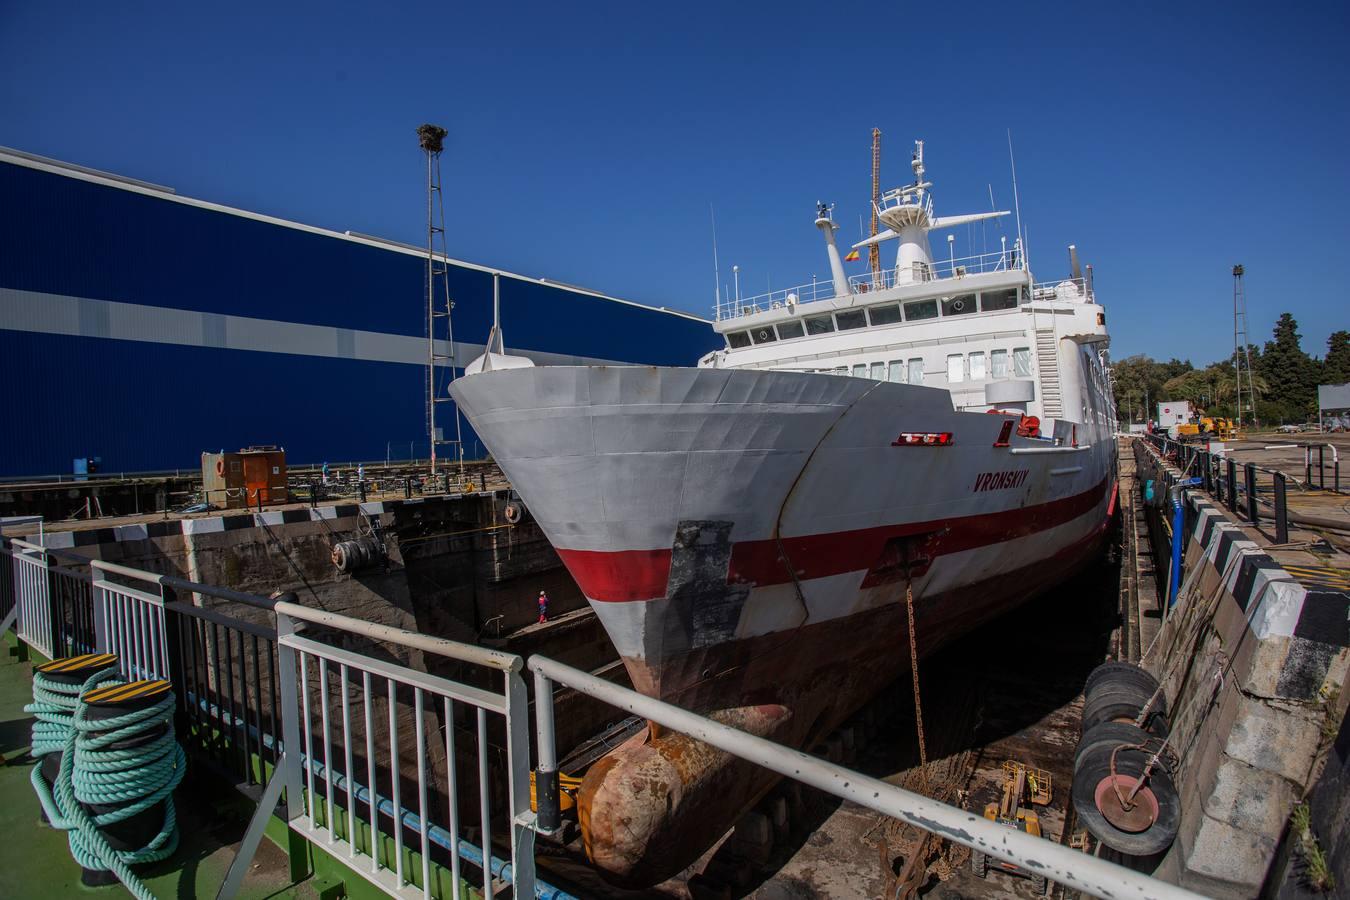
<box><xmin>1244</xmin><ymin>463</ymin><xmax>1258</xmax><ymax>524</ymax></box>
<box><xmin>26</xmin><ymin>653</ymin><xmax>120</xmax><ymax>825</ymax></box>
<box><xmin>65</xmin><ymin>677</ymin><xmax>186</xmax><ymax>890</ymax></box>
<box><xmin>1273</xmin><ymin>471</ymin><xmax>1289</xmax><ymax>544</ymax></box>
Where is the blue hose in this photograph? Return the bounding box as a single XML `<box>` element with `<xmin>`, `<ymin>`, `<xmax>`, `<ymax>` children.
<box><xmin>1168</xmin><ymin>496</ymin><xmax>1184</xmax><ymax>608</ymax></box>
<box><xmin>1167</xmin><ymin>478</ymin><xmax>1203</xmax><ymax>609</ymax></box>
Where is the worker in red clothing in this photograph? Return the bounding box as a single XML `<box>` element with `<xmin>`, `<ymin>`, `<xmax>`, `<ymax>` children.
<box><xmin>538</xmin><ymin>590</ymin><xmax>550</xmax><ymax>624</ymax></box>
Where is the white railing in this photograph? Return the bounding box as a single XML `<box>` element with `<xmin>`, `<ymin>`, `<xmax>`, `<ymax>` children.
<box><xmin>273</xmin><ymin>601</ymin><xmax>536</xmax><ymax>900</ymax></box>
<box><xmin>4</xmin><ymin>546</ymin><xmax>1200</xmax><ymax>900</ymax></box>
<box><xmin>529</xmin><ymin>654</ymin><xmax>1206</xmax><ymax>900</ymax></box>
<box><xmin>1030</xmin><ymin>276</ymin><xmax>1094</xmax><ymax>303</ymax></box>
<box><xmin>714</xmin><ymin>247</ymin><xmax>1029</xmax><ymax>321</ymax></box>
<box><xmin>90</xmin><ymin>559</ymin><xmax>170</xmax><ymax>680</ymax></box>
<box><xmin>10</xmin><ymin>539</ymin><xmax>54</xmax><ymax>659</ymax></box>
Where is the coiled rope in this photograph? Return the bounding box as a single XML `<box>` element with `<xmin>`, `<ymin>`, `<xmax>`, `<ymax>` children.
<box><xmin>26</xmin><ymin>664</ymin><xmax>101</xmax><ymax>763</ymax></box>
<box><xmin>28</xmin><ymin>666</ymin><xmax>185</xmax><ymax>900</ymax></box>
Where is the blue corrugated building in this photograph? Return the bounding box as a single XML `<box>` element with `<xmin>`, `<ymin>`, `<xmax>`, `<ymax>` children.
<box><xmin>0</xmin><ymin>148</ymin><xmax>718</xmax><ymax>477</ymax></box>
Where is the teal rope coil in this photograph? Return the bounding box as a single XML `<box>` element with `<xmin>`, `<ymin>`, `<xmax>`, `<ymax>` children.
<box><xmin>30</xmin><ymin>667</ymin><xmax>186</xmax><ymax>900</ymax></box>
<box><xmin>26</xmin><ymin>668</ymin><xmax>92</xmax><ymax>759</ymax></box>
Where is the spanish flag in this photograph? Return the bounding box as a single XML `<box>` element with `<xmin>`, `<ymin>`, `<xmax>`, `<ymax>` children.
<box><xmin>844</xmin><ymin>249</ymin><xmax>861</xmax><ymax>262</ymax></box>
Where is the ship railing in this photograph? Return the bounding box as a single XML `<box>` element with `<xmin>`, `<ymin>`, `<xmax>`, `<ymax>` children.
<box><xmin>1029</xmin><ymin>275</ymin><xmax>1094</xmax><ymax>303</ymax></box>
<box><xmin>528</xmin><ymin>654</ymin><xmax>1206</xmax><ymax>900</ymax></box>
<box><xmin>713</xmin><ymin>247</ymin><xmax>1029</xmax><ymax>321</ymax></box>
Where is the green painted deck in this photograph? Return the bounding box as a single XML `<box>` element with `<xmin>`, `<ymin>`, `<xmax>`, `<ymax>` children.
<box><xmin>0</xmin><ymin>633</ymin><xmax>331</xmax><ymax>900</ymax></box>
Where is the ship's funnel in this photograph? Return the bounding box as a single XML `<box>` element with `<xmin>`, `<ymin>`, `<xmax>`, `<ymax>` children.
<box><xmin>815</xmin><ymin>205</ymin><xmax>852</xmax><ymax>299</ymax></box>
<box><xmin>1069</xmin><ymin>244</ymin><xmax>1082</xmax><ymax>280</ymax></box>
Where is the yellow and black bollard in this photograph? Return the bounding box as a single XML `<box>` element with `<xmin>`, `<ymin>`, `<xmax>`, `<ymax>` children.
<box><xmin>26</xmin><ymin>653</ymin><xmax>119</xmax><ymax>824</ymax></box>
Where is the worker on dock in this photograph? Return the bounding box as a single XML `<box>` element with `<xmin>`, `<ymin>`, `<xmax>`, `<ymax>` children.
<box><xmin>538</xmin><ymin>590</ymin><xmax>550</xmax><ymax>623</ymax></box>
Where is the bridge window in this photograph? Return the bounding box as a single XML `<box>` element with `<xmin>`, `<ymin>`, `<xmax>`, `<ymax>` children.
<box><xmin>836</xmin><ymin>310</ymin><xmax>867</xmax><ymax>331</ymax></box>
<box><xmin>980</xmin><ymin>288</ymin><xmax>1020</xmax><ymax>311</ymax></box>
<box><xmin>968</xmin><ymin>352</ymin><xmax>986</xmax><ymax>380</ymax></box>
<box><xmin>888</xmin><ymin>360</ymin><xmax>905</xmax><ymax>383</ymax></box>
<box><xmin>727</xmin><ymin>331</ymin><xmax>751</xmax><ymax>349</ymax></box>
<box><xmin>1013</xmin><ymin>346</ymin><xmax>1032</xmax><ymax>377</ymax></box>
<box><xmin>834</xmin><ymin>366</ymin><xmax>848</xmax><ymax>376</ymax></box>
<box><xmin>908</xmin><ymin>358</ymin><xmax>924</xmax><ymax>384</ymax></box>
<box><xmin>750</xmin><ymin>326</ymin><xmax>777</xmax><ymax>344</ymax></box>
<box><xmin>867</xmin><ymin>304</ymin><xmax>903</xmax><ymax>326</ymax></box>
<box><xmin>991</xmin><ymin>348</ymin><xmax>1009</xmax><ymax>377</ymax></box>
<box><xmin>941</xmin><ymin>294</ymin><xmax>977</xmax><ymax>316</ymax></box>
<box><xmin>806</xmin><ymin>315</ymin><xmax>836</xmax><ymax>335</ymax></box>
<box><xmin>776</xmin><ymin>320</ymin><xmax>805</xmax><ymax>340</ymax></box>
<box><xmin>947</xmin><ymin>354</ymin><xmax>965</xmax><ymax>383</ymax></box>
<box><xmin>904</xmin><ymin>299</ymin><xmax>938</xmax><ymax>321</ymax></box>
<box><xmin>852</xmin><ymin>363</ymin><xmax>867</xmax><ymax>378</ymax></box>
<box><xmin>870</xmin><ymin>361</ymin><xmax>885</xmax><ymax>380</ymax></box>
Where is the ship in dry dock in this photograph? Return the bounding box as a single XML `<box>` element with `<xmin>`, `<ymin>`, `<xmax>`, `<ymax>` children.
<box><xmin>450</xmin><ymin>140</ymin><xmax>1119</xmax><ymax>885</ymax></box>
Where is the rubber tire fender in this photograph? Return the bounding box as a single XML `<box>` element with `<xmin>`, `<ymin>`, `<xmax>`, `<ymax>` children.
<box><xmin>1071</xmin><ymin>740</ymin><xmax>1181</xmax><ymax>856</ymax></box>
<box><xmin>1075</xmin><ymin>721</ymin><xmax>1176</xmax><ymax>776</ymax></box>
<box><xmin>1081</xmin><ymin>683</ymin><xmax>1170</xmax><ymax>738</ymax></box>
<box><xmin>1084</xmin><ymin>661</ymin><xmax>1162</xmax><ymax>705</ymax></box>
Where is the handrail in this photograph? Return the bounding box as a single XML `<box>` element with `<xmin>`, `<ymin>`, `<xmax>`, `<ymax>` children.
<box><xmin>528</xmin><ymin>654</ymin><xmax>1205</xmax><ymax>900</ymax></box>
<box><xmin>715</xmin><ymin>248</ymin><xmax>1032</xmax><ymax>321</ymax></box>
<box><xmin>273</xmin><ymin>599</ymin><xmax>523</xmax><ymax>672</ymax></box>
<box><xmin>91</xmin><ymin>557</ymin><xmax>166</xmax><ymax>583</ymax></box>
<box><xmin>160</xmin><ymin>574</ymin><xmax>279</xmax><ymax>610</ymax></box>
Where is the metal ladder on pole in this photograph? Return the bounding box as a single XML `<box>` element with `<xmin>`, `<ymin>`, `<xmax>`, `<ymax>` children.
<box><xmin>419</xmin><ymin>124</ymin><xmax>464</xmax><ymax>477</ymax></box>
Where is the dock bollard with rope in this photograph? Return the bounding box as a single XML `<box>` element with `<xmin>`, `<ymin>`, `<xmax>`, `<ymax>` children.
<box><xmin>27</xmin><ymin>656</ymin><xmax>186</xmax><ymax>898</ymax></box>
<box><xmin>26</xmin><ymin>653</ymin><xmax>120</xmax><ymax>821</ymax></box>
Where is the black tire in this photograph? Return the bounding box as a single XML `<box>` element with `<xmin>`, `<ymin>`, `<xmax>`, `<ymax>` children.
<box><xmin>1075</xmin><ymin>722</ymin><xmax>1175</xmax><ymax>775</ymax></box>
<box><xmin>1081</xmin><ymin>683</ymin><xmax>1170</xmax><ymax>738</ymax></box>
<box><xmin>971</xmin><ymin>850</ymin><xmax>987</xmax><ymax>878</ymax></box>
<box><xmin>1084</xmin><ymin>662</ymin><xmax>1161</xmax><ymax>703</ymax></box>
<box><xmin>1072</xmin><ymin>739</ymin><xmax>1180</xmax><ymax>856</ymax></box>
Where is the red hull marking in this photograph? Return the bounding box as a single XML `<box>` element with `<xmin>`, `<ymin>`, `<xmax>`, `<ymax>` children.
<box><xmin>729</xmin><ymin>476</ymin><xmax>1108</xmax><ymax>587</ymax></box>
<box><xmin>559</xmin><ymin>477</ymin><xmax>1108</xmax><ymax>602</ymax></box>
<box><xmin>553</xmin><ymin>547</ymin><xmax>673</xmax><ymax>603</ymax></box>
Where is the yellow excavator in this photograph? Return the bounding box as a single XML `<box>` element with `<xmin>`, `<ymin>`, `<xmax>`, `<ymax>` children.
<box><xmin>972</xmin><ymin>761</ymin><xmax>1053</xmax><ymax>894</ymax></box>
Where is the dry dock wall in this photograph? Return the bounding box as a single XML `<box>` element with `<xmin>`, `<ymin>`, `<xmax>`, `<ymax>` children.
<box><xmin>1135</xmin><ymin>442</ymin><xmax>1349</xmax><ymax>897</ymax></box>
<box><xmin>20</xmin><ymin>492</ymin><xmax>624</xmax><ymax>834</ymax></box>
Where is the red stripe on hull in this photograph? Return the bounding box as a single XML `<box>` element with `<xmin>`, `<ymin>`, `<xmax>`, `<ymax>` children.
<box><xmin>554</xmin><ymin>547</ymin><xmax>672</xmax><ymax>603</ymax></box>
<box><xmin>557</xmin><ymin>477</ymin><xmax>1108</xmax><ymax>602</ymax></box>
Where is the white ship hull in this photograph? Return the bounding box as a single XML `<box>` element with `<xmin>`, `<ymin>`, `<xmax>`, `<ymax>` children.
<box><xmin>450</xmin><ymin>362</ymin><xmax>1117</xmax><ymax>883</ymax></box>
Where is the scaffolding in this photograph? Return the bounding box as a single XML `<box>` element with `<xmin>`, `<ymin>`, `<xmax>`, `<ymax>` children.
<box><xmin>418</xmin><ymin>124</ymin><xmax>463</xmax><ymax>474</ymax></box>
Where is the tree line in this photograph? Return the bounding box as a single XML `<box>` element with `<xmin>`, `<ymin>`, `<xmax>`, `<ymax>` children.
<box><xmin>1111</xmin><ymin>314</ymin><xmax>1350</xmax><ymax>425</ymax></box>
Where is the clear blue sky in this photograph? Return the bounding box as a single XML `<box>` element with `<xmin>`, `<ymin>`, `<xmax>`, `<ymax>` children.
<box><xmin>3</xmin><ymin>1</ymin><xmax>1346</xmax><ymax>365</ymax></box>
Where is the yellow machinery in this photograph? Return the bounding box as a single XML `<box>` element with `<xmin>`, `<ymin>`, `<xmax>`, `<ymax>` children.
<box><xmin>1177</xmin><ymin>414</ymin><xmax>1236</xmax><ymax>442</ymax></box>
<box><xmin>529</xmin><ymin>769</ymin><xmax>582</xmax><ymax>813</ymax></box>
<box><xmin>972</xmin><ymin>761</ymin><xmax>1053</xmax><ymax>894</ymax></box>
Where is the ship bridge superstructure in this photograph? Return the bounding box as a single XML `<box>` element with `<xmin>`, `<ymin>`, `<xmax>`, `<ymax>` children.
<box><xmin>703</xmin><ymin>140</ymin><xmax>1112</xmax><ymax>430</ymax></box>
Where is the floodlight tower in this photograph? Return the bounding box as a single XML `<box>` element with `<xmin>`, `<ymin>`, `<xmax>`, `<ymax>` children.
<box><xmin>418</xmin><ymin>123</ymin><xmax>462</xmax><ymax>475</ymax></box>
<box><xmin>1232</xmin><ymin>264</ymin><xmax>1257</xmax><ymax>431</ymax></box>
